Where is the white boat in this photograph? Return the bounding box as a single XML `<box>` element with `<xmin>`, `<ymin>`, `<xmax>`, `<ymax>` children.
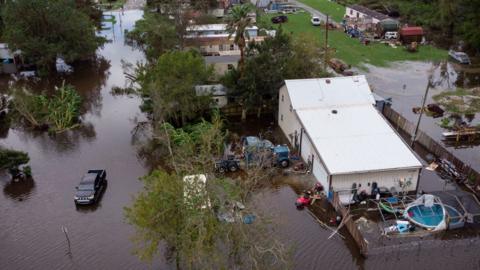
<box><xmin>448</xmin><ymin>50</ymin><xmax>471</xmax><ymax>64</ymax></box>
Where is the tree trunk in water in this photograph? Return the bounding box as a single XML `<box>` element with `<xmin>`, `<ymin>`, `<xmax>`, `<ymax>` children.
<box><xmin>241</xmin><ymin>108</ymin><xmax>247</xmax><ymax>122</ymax></box>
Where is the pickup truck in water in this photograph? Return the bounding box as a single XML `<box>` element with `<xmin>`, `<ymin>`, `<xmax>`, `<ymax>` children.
<box><xmin>74</xmin><ymin>170</ymin><xmax>107</xmax><ymax>205</ymax></box>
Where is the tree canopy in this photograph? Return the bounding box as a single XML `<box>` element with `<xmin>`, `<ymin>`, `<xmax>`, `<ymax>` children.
<box><xmin>126</xmin><ymin>12</ymin><xmax>179</xmax><ymax>60</ymax></box>
<box><xmin>10</xmin><ymin>83</ymin><xmax>82</xmax><ymax>133</ymax></box>
<box><xmin>2</xmin><ymin>0</ymin><xmax>106</xmax><ymax>74</ymax></box>
<box><xmin>137</xmin><ymin>50</ymin><xmax>213</xmax><ymax>126</ymax></box>
<box><xmin>225</xmin><ymin>4</ymin><xmax>255</xmax><ymax>74</ymax></box>
<box><xmin>126</xmin><ymin>115</ymin><xmax>290</xmax><ymax>269</ymax></box>
<box><xmin>222</xmin><ymin>30</ymin><xmax>329</xmax><ymax>117</ymax></box>
<box><xmin>0</xmin><ymin>147</ymin><xmax>29</xmax><ymax>171</ymax></box>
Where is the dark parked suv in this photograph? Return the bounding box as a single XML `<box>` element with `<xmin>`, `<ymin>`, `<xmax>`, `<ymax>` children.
<box><xmin>74</xmin><ymin>170</ymin><xmax>106</xmax><ymax>205</ymax></box>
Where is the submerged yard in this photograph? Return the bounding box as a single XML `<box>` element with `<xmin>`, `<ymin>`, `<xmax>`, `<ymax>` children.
<box><xmin>259</xmin><ymin>13</ymin><xmax>447</xmax><ymax>68</ymax></box>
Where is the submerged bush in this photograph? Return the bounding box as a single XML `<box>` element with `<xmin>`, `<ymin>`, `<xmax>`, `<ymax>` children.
<box><xmin>11</xmin><ymin>82</ymin><xmax>82</xmax><ymax>133</ymax></box>
<box><xmin>0</xmin><ymin>147</ymin><xmax>29</xmax><ymax>171</ymax></box>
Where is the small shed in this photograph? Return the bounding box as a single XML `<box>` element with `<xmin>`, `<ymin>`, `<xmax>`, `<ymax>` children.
<box><xmin>376</xmin><ymin>18</ymin><xmax>399</xmax><ymax>36</ymax></box>
<box><xmin>195</xmin><ymin>84</ymin><xmax>228</xmax><ymax>108</ymax></box>
<box><xmin>400</xmin><ymin>26</ymin><xmax>424</xmax><ymax>44</ymax></box>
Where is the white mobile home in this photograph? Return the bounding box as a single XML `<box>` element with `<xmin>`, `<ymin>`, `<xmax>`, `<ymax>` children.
<box><xmin>345</xmin><ymin>4</ymin><xmax>389</xmax><ymax>24</ymax></box>
<box><xmin>195</xmin><ymin>84</ymin><xmax>228</xmax><ymax>108</ymax></box>
<box><xmin>278</xmin><ymin>76</ymin><xmax>422</xmax><ymax>196</ymax></box>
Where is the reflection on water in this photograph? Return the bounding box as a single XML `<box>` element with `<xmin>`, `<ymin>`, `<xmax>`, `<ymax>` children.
<box><xmin>2</xmin><ymin>176</ymin><xmax>36</xmax><ymax>202</ymax></box>
<box><xmin>0</xmin><ymin>10</ymin><xmax>166</xmax><ymax>270</ymax></box>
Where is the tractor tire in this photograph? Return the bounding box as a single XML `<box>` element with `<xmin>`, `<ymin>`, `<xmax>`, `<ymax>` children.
<box><xmin>229</xmin><ymin>165</ymin><xmax>238</xmax><ymax>172</ymax></box>
<box><xmin>280</xmin><ymin>160</ymin><xmax>289</xmax><ymax>168</ymax></box>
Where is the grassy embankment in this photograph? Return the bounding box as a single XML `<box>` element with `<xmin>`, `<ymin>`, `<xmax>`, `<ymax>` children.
<box><xmin>297</xmin><ymin>0</ymin><xmax>346</xmax><ymax>22</ymax></box>
<box><xmin>259</xmin><ymin>13</ymin><xmax>447</xmax><ymax>68</ymax></box>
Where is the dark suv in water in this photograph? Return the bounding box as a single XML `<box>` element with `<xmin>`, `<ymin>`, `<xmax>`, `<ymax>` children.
<box><xmin>74</xmin><ymin>170</ymin><xmax>106</xmax><ymax>205</ymax></box>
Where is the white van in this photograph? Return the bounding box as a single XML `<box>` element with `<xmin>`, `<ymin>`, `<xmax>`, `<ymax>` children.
<box><xmin>385</xmin><ymin>31</ymin><xmax>398</xmax><ymax>40</ymax></box>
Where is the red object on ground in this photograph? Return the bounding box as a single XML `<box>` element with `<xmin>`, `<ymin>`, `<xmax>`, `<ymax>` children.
<box><xmin>296</xmin><ymin>196</ymin><xmax>311</xmax><ymax>206</ymax></box>
<box><xmin>400</xmin><ymin>27</ymin><xmax>424</xmax><ymax>36</ymax></box>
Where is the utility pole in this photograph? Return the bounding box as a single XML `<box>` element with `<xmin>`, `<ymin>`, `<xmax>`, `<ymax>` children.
<box><xmin>324</xmin><ymin>15</ymin><xmax>329</xmax><ymax>70</ymax></box>
<box><xmin>411</xmin><ymin>75</ymin><xmax>432</xmax><ymax>147</ymax></box>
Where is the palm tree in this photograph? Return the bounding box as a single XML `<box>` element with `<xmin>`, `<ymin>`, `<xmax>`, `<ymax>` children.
<box><xmin>225</xmin><ymin>4</ymin><xmax>254</xmax><ymax>75</ymax></box>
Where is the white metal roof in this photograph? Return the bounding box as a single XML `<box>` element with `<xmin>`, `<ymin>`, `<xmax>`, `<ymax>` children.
<box><xmin>285</xmin><ymin>75</ymin><xmax>375</xmax><ymax>110</ymax></box>
<box><xmin>297</xmin><ymin>105</ymin><xmax>422</xmax><ymax>174</ymax></box>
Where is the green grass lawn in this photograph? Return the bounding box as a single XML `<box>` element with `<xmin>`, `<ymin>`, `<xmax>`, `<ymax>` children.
<box><xmin>296</xmin><ymin>0</ymin><xmax>346</xmax><ymax>22</ymax></box>
<box><xmin>260</xmin><ymin>13</ymin><xmax>447</xmax><ymax>68</ymax></box>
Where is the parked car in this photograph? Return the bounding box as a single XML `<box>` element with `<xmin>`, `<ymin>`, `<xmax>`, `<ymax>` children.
<box><xmin>74</xmin><ymin>170</ymin><xmax>106</xmax><ymax>205</ymax></box>
<box><xmin>311</xmin><ymin>16</ymin><xmax>321</xmax><ymax>26</ymax></box>
<box><xmin>385</xmin><ymin>31</ymin><xmax>398</xmax><ymax>40</ymax></box>
<box><xmin>271</xmin><ymin>15</ymin><xmax>288</xmax><ymax>24</ymax></box>
<box><xmin>215</xmin><ymin>156</ymin><xmax>240</xmax><ymax>173</ymax></box>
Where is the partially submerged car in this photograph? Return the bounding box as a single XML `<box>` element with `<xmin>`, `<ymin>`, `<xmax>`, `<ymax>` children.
<box><xmin>74</xmin><ymin>170</ymin><xmax>106</xmax><ymax>205</ymax></box>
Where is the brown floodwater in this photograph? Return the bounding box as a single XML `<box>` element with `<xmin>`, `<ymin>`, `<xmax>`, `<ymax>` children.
<box><xmin>364</xmin><ymin>61</ymin><xmax>480</xmax><ymax>172</ymax></box>
<box><xmin>1</xmin><ymin>9</ymin><xmax>480</xmax><ymax>270</ymax></box>
<box><xmin>0</xmin><ymin>10</ymin><xmax>167</xmax><ymax>270</ymax></box>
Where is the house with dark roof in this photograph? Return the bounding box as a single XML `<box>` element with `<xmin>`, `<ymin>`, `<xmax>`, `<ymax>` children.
<box><xmin>345</xmin><ymin>4</ymin><xmax>389</xmax><ymax>24</ymax></box>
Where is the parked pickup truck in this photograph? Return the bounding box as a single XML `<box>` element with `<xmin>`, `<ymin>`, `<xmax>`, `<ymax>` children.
<box><xmin>74</xmin><ymin>170</ymin><xmax>107</xmax><ymax>205</ymax></box>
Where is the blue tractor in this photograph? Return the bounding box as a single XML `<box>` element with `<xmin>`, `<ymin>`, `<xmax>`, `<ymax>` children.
<box><xmin>242</xmin><ymin>136</ymin><xmax>290</xmax><ymax>168</ymax></box>
<box><xmin>272</xmin><ymin>145</ymin><xmax>290</xmax><ymax>168</ymax></box>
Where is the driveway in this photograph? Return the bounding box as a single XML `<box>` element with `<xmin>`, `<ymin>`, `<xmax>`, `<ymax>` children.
<box><xmin>290</xmin><ymin>0</ymin><xmax>336</xmax><ymax>23</ymax></box>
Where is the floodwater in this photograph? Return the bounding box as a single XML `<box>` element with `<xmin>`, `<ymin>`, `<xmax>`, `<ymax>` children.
<box><xmin>254</xmin><ymin>183</ymin><xmax>480</xmax><ymax>270</ymax></box>
<box><xmin>365</xmin><ymin>61</ymin><xmax>480</xmax><ymax>171</ymax></box>
<box><xmin>0</xmin><ymin>10</ymin><xmax>166</xmax><ymax>269</ymax></box>
<box><xmin>1</xmin><ymin>9</ymin><xmax>480</xmax><ymax>270</ymax></box>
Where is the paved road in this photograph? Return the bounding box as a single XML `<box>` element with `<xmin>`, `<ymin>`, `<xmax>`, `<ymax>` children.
<box><xmin>290</xmin><ymin>0</ymin><xmax>337</xmax><ymax>23</ymax></box>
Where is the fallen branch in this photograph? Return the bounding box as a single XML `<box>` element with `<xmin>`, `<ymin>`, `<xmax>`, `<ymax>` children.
<box><xmin>306</xmin><ymin>210</ymin><xmax>345</xmax><ymax>239</ymax></box>
<box><xmin>328</xmin><ymin>212</ymin><xmax>351</xmax><ymax>240</ymax></box>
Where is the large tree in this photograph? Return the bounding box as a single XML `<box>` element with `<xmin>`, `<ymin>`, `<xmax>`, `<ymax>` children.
<box><xmin>125</xmin><ymin>115</ymin><xmax>290</xmax><ymax>269</ymax></box>
<box><xmin>138</xmin><ymin>50</ymin><xmax>213</xmax><ymax>126</ymax></box>
<box><xmin>126</xmin><ymin>12</ymin><xmax>179</xmax><ymax>60</ymax></box>
<box><xmin>223</xmin><ymin>30</ymin><xmax>329</xmax><ymax>120</ymax></box>
<box><xmin>225</xmin><ymin>4</ymin><xmax>254</xmax><ymax>75</ymax></box>
<box><xmin>2</xmin><ymin>0</ymin><xmax>105</xmax><ymax>74</ymax></box>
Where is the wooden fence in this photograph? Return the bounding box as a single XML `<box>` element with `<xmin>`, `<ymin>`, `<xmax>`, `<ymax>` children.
<box><xmin>332</xmin><ymin>192</ymin><xmax>369</xmax><ymax>256</ymax></box>
<box><xmin>220</xmin><ymin>103</ymin><xmax>274</xmax><ymax>117</ymax></box>
<box><xmin>383</xmin><ymin>106</ymin><xmax>480</xmax><ymax>187</ymax></box>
